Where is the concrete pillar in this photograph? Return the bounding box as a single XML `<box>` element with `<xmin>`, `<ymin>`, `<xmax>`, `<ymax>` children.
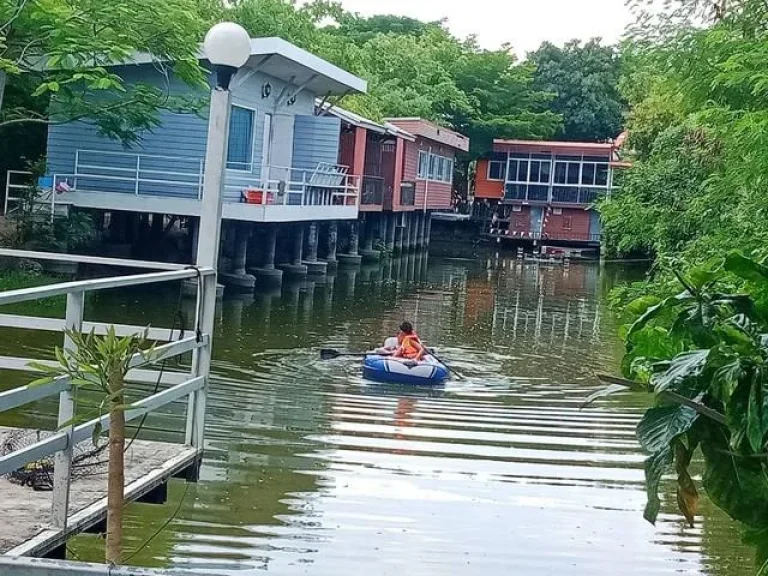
<box><xmin>360</xmin><ymin>213</ymin><xmax>381</xmax><ymax>262</ymax></box>
<box><xmin>280</xmin><ymin>224</ymin><xmax>308</xmax><ymax>277</ymax></box>
<box><xmin>302</xmin><ymin>221</ymin><xmax>327</xmax><ymax>275</ymax></box>
<box><xmin>381</xmin><ymin>213</ymin><xmax>390</xmax><ymax>251</ymax></box>
<box><xmin>189</xmin><ymin>217</ymin><xmax>200</xmax><ymax>263</ymax></box>
<box><xmin>403</xmin><ymin>212</ymin><xmax>413</xmax><ymax>251</ymax></box>
<box><xmin>424</xmin><ymin>211</ymin><xmax>433</xmax><ymax>247</ymax></box>
<box><xmin>221</xmin><ymin>222</ymin><xmax>256</xmax><ymax>290</ymax></box>
<box><xmin>250</xmin><ymin>224</ymin><xmax>283</xmax><ymax>286</ymax></box>
<box><xmin>417</xmin><ymin>211</ymin><xmax>427</xmax><ymax>249</ymax></box>
<box><xmin>338</xmin><ymin>220</ymin><xmax>362</xmax><ymax>266</ymax></box>
<box><xmin>325</xmin><ymin>221</ymin><xmax>338</xmax><ymax>268</ymax></box>
<box><xmin>394</xmin><ymin>214</ymin><xmax>405</xmax><ymax>254</ymax></box>
<box><xmin>386</xmin><ymin>213</ymin><xmax>396</xmax><ymax>252</ymax></box>
<box><xmin>414</xmin><ymin>212</ymin><xmax>423</xmax><ymax>250</ymax></box>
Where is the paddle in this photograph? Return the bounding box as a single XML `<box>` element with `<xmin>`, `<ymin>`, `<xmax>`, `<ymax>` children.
<box><xmin>320</xmin><ymin>348</ymin><xmax>367</xmax><ymax>360</ymax></box>
<box><xmin>426</xmin><ymin>348</ymin><xmax>466</xmax><ymax>381</ymax></box>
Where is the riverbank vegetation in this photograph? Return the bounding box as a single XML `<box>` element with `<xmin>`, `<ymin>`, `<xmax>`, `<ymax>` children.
<box><xmin>594</xmin><ymin>2</ymin><xmax>768</xmax><ymax>572</ymax></box>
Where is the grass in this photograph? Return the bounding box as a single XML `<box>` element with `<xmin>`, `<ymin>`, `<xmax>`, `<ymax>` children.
<box><xmin>0</xmin><ymin>269</ymin><xmax>67</xmax><ymax>316</ymax></box>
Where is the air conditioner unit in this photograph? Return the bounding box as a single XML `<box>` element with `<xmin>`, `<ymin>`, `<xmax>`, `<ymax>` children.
<box><xmin>553</xmin><ymin>207</ymin><xmax>563</xmax><ymax>215</ymax></box>
<box><xmin>512</xmin><ymin>205</ymin><xmax>522</xmax><ymax>212</ymax></box>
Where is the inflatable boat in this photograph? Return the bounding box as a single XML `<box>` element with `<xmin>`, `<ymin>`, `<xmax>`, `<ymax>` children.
<box><xmin>362</xmin><ymin>354</ymin><xmax>450</xmax><ymax>386</ymax></box>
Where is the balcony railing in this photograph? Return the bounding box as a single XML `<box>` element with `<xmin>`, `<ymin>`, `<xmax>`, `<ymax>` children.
<box><xmin>18</xmin><ymin>150</ymin><xmax>360</xmax><ymax>213</ymax></box>
<box><xmin>400</xmin><ymin>181</ymin><xmax>416</xmax><ymax>206</ymax></box>
<box><xmin>0</xmin><ymin>249</ymin><xmax>215</xmax><ymax>547</ymax></box>
<box><xmin>361</xmin><ymin>175</ymin><xmax>385</xmax><ymax>205</ymax></box>
<box><xmin>486</xmin><ymin>224</ymin><xmax>601</xmax><ymax>244</ymax></box>
<box><xmin>504</xmin><ymin>183</ymin><xmax>606</xmax><ymax>205</ymax></box>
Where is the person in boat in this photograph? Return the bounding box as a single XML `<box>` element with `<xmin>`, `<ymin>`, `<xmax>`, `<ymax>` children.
<box><xmin>393</xmin><ymin>321</ymin><xmax>426</xmax><ymax>362</ymax></box>
<box><xmin>374</xmin><ymin>337</ymin><xmax>399</xmax><ymax>356</ymax></box>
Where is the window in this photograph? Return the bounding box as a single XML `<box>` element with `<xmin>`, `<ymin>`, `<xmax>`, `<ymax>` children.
<box><xmin>418</xmin><ymin>151</ymin><xmax>454</xmax><ymax>183</ymax></box>
<box><xmin>554</xmin><ymin>162</ymin><xmax>580</xmax><ymax>185</ymax></box>
<box><xmin>418</xmin><ymin>151</ymin><xmax>429</xmax><ymax>179</ymax></box>
<box><xmin>488</xmin><ymin>160</ymin><xmax>505</xmax><ymax>181</ymax></box>
<box><xmin>227</xmin><ymin>105</ymin><xmax>255</xmax><ymax>171</ymax></box>
<box><xmin>529</xmin><ymin>160</ymin><xmax>552</xmax><ymax>184</ymax></box>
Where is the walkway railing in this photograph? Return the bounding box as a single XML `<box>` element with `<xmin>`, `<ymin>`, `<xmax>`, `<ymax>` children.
<box><xmin>0</xmin><ymin>250</ymin><xmax>216</xmax><ymax>533</ymax></box>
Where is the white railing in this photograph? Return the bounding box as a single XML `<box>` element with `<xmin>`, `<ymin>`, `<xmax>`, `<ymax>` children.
<box><xmin>12</xmin><ymin>150</ymin><xmax>361</xmax><ymax>211</ymax></box>
<box><xmin>229</xmin><ymin>162</ymin><xmax>360</xmax><ymax>207</ymax></box>
<box><xmin>0</xmin><ymin>250</ymin><xmax>216</xmax><ymax>533</ymax></box>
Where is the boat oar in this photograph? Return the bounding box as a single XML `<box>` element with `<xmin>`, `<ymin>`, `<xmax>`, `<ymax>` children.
<box><xmin>320</xmin><ymin>348</ymin><xmax>367</xmax><ymax>360</ymax></box>
<box><xmin>426</xmin><ymin>348</ymin><xmax>466</xmax><ymax>381</ymax></box>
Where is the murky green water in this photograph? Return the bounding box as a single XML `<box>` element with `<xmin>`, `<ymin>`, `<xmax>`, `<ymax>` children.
<box><xmin>0</xmin><ymin>254</ymin><xmax>755</xmax><ymax>574</ymax></box>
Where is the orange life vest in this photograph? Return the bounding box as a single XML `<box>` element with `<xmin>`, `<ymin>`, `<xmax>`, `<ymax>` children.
<box><xmin>397</xmin><ymin>332</ymin><xmax>422</xmax><ymax>359</ymax></box>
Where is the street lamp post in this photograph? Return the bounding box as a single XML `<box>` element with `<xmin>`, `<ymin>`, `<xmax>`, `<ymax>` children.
<box><xmin>189</xmin><ymin>22</ymin><xmax>251</xmax><ymax>454</ymax></box>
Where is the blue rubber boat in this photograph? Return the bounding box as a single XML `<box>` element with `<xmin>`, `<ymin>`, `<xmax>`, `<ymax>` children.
<box><xmin>362</xmin><ymin>354</ymin><xmax>449</xmax><ymax>386</ymax></box>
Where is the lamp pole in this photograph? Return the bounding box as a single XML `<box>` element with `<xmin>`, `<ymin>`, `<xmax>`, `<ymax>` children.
<box><xmin>189</xmin><ymin>22</ymin><xmax>251</xmax><ymax>454</ymax></box>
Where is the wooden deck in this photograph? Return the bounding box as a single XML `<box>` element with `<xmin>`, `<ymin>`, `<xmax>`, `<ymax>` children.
<box><xmin>0</xmin><ymin>426</ymin><xmax>200</xmax><ymax>558</ymax></box>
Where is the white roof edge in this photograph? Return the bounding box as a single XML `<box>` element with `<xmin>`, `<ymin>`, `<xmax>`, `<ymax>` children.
<box><xmin>127</xmin><ymin>37</ymin><xmax>366</xmax><ymax>95</ymax></box>
<box><xmin>253</xmin><ymin>38</ymin><xmax>366</xmax><ymax>94</ymax></box>
<box><xmin>316</xmin><ymin>99</ymin><xmax>415</xmax><ymax>140</ymax></box>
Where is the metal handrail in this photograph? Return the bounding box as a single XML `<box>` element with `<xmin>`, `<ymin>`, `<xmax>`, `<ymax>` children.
<box><xmin>0</xmin><ymin>250</ymin><xmax>216</xmax><ymax>532</ymax></box>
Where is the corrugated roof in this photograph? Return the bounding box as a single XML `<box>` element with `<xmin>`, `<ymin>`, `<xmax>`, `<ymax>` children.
<box><xmin>493</xmin><ymin>139</ymin><xmax>614</xmax><ymax>151</ymax></box>
<box><xmin>317</xmin><ymin>101</ymin><xmax>415</xmax><ymax>140</ymax></box>
<box><xmin>385</xmin><ymin>118</ymin><xmax>470</xmax><ymax>152</ymax></box>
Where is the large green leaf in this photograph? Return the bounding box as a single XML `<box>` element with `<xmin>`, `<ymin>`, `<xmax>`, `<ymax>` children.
<box><xmin>627</xmin><ymin>291</ymin><xmax>695</xmax><ymax>339</ymax></box>
<box><xmin>725</xmin><ymin>252</ymin><xmax>768</xmax><ymax>283</ymax></box>
<box><xmin>644</xmin><ymin>447</ymin><xmax>674</xmax><ymax>524</ymax></box>
<box><xmin>675</xmin><ymin>440</ymin><xmax>699</xmax><ymax>528</ymax></box>
<box><xmin>637</xmin><ymin>404</ymin><xmax>699</xmax><ymax>453</ymax></box>
<box><xmin>747</xmin><ymin>368</ymin><xmax>767</xmax><ymax>453</ymax></box>
<box><xmin>744</xmin><ymin>527</ymin><xmax>768</xmax><ymax>575</ymax></box>
<box><xmin>650</xmin><ymin>349</ymin><xmax>709</xmax><ymax>394</ymax></box>
<box><xmin>701</xmin><ymin>436</ymin><xmax>768</xmax><ymax>527</ymax></box>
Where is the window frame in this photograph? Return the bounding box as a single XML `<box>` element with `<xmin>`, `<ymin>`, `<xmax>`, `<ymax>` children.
<box><xmin>417</xmin><ymin>150</ymin><xmax>455</xmax><ymax>183</ymax></box>
<box><xmin>487</xmin><ymin>160</ymin><xmax>506</xmax><ymax>181</ymax></box>
<box><xmin>226</xmin><ymin>104</ymin><xmax>257</xmax><ymax>173</ymax></box>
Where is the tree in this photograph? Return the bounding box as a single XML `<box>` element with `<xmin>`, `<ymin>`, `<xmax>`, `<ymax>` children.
<box><xmin>31</xmin><ymin>327</ymin><xmax>156</xmax><ymax>564</ymax></box>
<box><xmin>590</xmin><ymin>253</ymin><xmax>768</xmax><ymax>574</ymax></box>
<box><xmin>529</xmin><ymin>39</ymin><xmax>625</xmax><ymax>142</ymax></box>
<box><xmin>0</xmin><ymin>0</ymin><xmax>208</xmax><ymax>145</ymax></box>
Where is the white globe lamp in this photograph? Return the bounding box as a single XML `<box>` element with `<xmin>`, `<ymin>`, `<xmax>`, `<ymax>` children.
<box><xmin>203</xmin><ymin>22</ymin><xmax>251</xmax><ymax>90</ymax></box>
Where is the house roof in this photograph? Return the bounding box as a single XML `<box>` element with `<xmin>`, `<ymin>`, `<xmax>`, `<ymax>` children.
<box><xmin>317</xmin><ymin>101</ymin><xmax>415</xmax><ymax>141</ymax></box>
<box><xmin>129</xmin><ymin>37</ymin><xmax>367</xmax><ymax>96</ymax></box>
<box><xmin>385</xmin><ymin>118</ymin><xmax>470</xmax><ymax>152</ymax></box>
<box><xmin>493</xmin><ymin>139</ymin><xmax>615</xmax><ymax>153</ymax></box>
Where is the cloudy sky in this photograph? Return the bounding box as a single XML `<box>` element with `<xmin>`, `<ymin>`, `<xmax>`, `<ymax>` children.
<box><xmin>333</xmin><ymin>0</ymin><xmax>633</xmax><ymax>56</ymax></box>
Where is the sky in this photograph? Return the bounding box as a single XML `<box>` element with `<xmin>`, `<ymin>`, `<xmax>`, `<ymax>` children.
<box><xmin>331</xmin><ymin>0</ymin><xmax>634</xmax><ymax>57</ymax></box>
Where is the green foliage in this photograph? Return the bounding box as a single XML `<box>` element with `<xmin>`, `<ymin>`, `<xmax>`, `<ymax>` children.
<box><xmin>596</xmin><ymin>253</ymin><xmax>768</xmax><ymax>571</ymax></box>
<box><xmin>529</xmin><ymin>39</ymin><xmax>626</xmax><ymax>141</ymax></box>
<box><xmin>29</xmin><ymin>326</ymin><xmax>156</xmax><ymax>429</ymax></box>
<box><xmin>602</xmin><ymin>3</ymin><xmax>768</xmax><ymax>261</ymax></box>
<box><xmin>0</xmin><ymin>0</ymin><xmax>208</xmax><ymax>144</ymax></box>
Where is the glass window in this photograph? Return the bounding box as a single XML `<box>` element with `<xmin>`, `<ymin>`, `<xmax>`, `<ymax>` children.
<box><xmin>444</xmin><ymin>158</ymin><xmax>454</xmax><ymax>183</ymax></box>
<box><xmin>516</xmin><ymin>159</ymin><xmax>529</xmax><ymax>182</ymax></box>
<box><xmin>418</xmin><ymin>151</ymin><xmax>429</xmax><ymax>179</ymax></box>
<box><xmin>567</xmin><ymin>163</ymin><xmax>580</xmax><ymax>184</ymax></box>
<box><xmin>596</xmin><ymin>164</ymin><xmax>609</xmax><ymax>186</ymax></box>
<box><xmin>530</xmin><ymin>160</ymin><xmax>551</xmax><ymax>183</ymax></box>
<box><xmin>581</xmin><ymin>163</ymin><xmax>596</xmax><ymax>186</ymax></box>
<box><xmin>227</xmin><ymin>106</ymin><xmax>255</xmax><ymax>171</ymax></box>
<box><xmin>429</xmin><ymin>155</ymin><xmax>438</xmax><ymax>179</ymax></box>
<box><xmin>488</xmin><ymin>160</ymin><xmax>505</xmax><ymax>181</ymax></box>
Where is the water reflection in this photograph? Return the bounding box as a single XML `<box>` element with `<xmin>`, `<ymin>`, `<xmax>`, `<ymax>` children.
<box><xmin>5</xmin><ymin>253</ymin><xmax>752</xmax><ymax>574</ymax></box>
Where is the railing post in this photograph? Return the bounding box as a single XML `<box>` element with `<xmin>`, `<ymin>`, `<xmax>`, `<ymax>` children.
<box><xmin>51</xmin><ymin>290</ymin><xmax>84</xmax><ymax>529</ymax></box>
<box><xmin>135</xmin><ymin>155</ymin><xmax>141</xmax><ymax>196</ymax></box>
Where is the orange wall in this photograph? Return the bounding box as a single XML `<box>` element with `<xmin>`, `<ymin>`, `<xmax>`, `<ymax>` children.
<box><xmin>475</xmin><ymin>159</ymin><xmax>504</xmax><ymax>200</ymax></box>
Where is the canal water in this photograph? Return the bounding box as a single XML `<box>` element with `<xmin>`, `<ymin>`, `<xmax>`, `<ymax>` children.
<box><xmin>1</xmin><ymin>254</ymin><xmax>755</xmax><ymax>574</ymax></box>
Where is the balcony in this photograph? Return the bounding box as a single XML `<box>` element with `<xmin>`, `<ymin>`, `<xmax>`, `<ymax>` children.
<box><xmin>360</xmin><ymin>175</ymin><xmax>385</xmax><ymax>209</ymax></box>
<box><xmin>400</xmin><ymin>181</ymin><xmax>416</xmax><ymax>207</ymax></box>
<box><xmin>504</xmin><ymin>183</ymin><xmax>606</xmax><ymax>205</ymax></box>
<box><xmin>26</xmin><ymin>150</ymin><xmax>360</xmax><ymax>223</ymax></box>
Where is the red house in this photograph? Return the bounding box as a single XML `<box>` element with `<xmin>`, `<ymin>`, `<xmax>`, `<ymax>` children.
<box><xmin>474</xmin><ymin>139</ymin><xmax>624</xmax><ymax>249</ymax></box>
<box><xmin>386</xmin><ymin>118</ymin><xmax>471</xmax><ymax>211</ymax></box>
